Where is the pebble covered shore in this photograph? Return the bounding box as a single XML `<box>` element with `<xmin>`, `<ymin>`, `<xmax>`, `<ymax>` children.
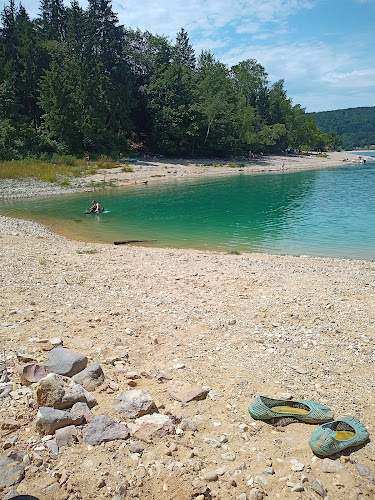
<box><xmin>0</xmin><ymin>160</ymin><xmax>374</xmax><ymax>499</ymax></box>
<box><xmin>0</xmin><ymin>178</ymin><xmax>86</xmax><ymax>200</ymax></box>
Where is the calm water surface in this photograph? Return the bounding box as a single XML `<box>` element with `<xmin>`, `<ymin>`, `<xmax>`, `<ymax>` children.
<box><xmin>1</xmin><ymin>161</ymin><xmax>375</xmax><ymax>259</ymax></box>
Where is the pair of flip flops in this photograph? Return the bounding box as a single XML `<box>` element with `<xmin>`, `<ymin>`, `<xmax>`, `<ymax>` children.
<box><xmin>248</xmin><ymin>396</ymin><xmax>369</xmax><ymax>457</ymax></box>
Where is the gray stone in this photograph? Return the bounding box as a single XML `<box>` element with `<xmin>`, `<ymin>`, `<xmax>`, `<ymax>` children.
<box><xmin>132</xmin><ymin>413</ymin><xmax>175</xmax><ymax>443</ymax></box>
<box><xmin>355</xmin><ymin>463</ymin><xmax>374</xmax><ymax>481</ymax></box>
<box><xmin>311</xmin><ymin>479</ymin><xmax>327</xmax><ymax>497</ymax></box>
<box><xmin>0</xmin><ymin>455</ymin><xmax>25</xmax><ymax>488</ymax></box>
<box><xmin>290</xmin><ymin>459</ymin><xmax>305</xmax><ymax>472</ymax></box>
<box><xmin>216</xmin><ymin>467</ymin><xmax>227</xmax><ymax>476</ymax></box>
<box><xmin>321</xmin><ymin>458</ymin><xmax>344</xmax><ymax>473</ymax></box>
<box><xmin>169</xmin><ymin>382</ymin><xmax>209</xmax><ymax>403</ymax></box>
<box><xmin>30</xmin><ymin>451</ymin><xmax>43</xmax><ymax>466</ymax></box>
<box><xmin>0</xmin><ymin>383</ymin><xmax>13</xmax><ymax>398</ymax></box>
<box><xmin>221</xmin><ymin>452</ymin><xmax>236</xmax><ymax>462</ymax></box>
<box><xmin>0</xmin><ymin>363</ymin><xmax>9</xmax><ymax>383</ymax></box>
<box><xmin>44</xmin><ymin>347</ymin><xmax>88</xmax><ymax>377</ymax></box>
<box><xmin>33</xmin><ymin>373</ymin><xmax>97</xmax><ymax>409</ymax></box>
<box><xmin>129</xmin><ymin>442</ymin><xmax>144</xmax><ymax>454</ymax></box>
<box><xmin>70</xmin><ymin>401</ymin><xmax>94</xmax><ymax>423</ymax></box>
<box><xmin>49</xmin><ymin>337</ymin><xmax>63</xmax><ymax>348</ymax></box>
<box><xmin>202</xmin><ymin>471</ymin><xmax>218</xmax><ymax>481</ymax></box>
<box><xmin>83</xmin><ymin>414</ymin><xmax>130</xmax><ymax>446</ymax></box>
<box><xmin>180</xmin><ymin>418</ymin><xmax>197</xmax><ymax>431</ymax></box>
<box><xmin>249</xmin><ymin>489</ymin><xmax>264</xmax><ymax>500</ymax></box>
<box><xmin>203</xmin><ymin>437</ymin><xmax>221</xmax><ymax>448</ymax></box>
<box><xmin>45</xmin><ymin>439</ymin><xmax>59</xmax><ymax>455</ymax></box>
<box><xmin>46</xmin><ymin>483</ymin><xmax>60</xmax><ymax>495</ymax></box>
<box><xmin>113</xmin><ymin>479</ymin><xmax>129</xmax><ymax>500</ymax></box>
<box><xmin>208</xmin><ymin>389</ymin><xmax>220</xmax><ymax>400</ymax></box>
<box><xmin>72</xmin><ymin>362</ymin><xmax>105</xmax><ymax>391</ymax></box>
<box><xmin>34</xmin><ymin>406</ymin><xmax>83</xmax><ymax>435</ymax></box>
<box><xmin>4</xmin><ymin>435</ymin><xmax>18</xmax><ymax>449</ymax></box>
<box><xmin>262</xmin><ymin>466</ymin><xmax>275</xmax><ymax>475</ymax></box>
<box><xmin>254</xmin><ymin>475</ymin><xmax>267</xmax><ymax>486</ymax></box>
<box><xmin>55</xmin><ymin>425</ymin><xmax>78</xmax><ymax>447</ymax></box>
<box><xmin>112</xmin><ymin>390</ymin><xmax>157</xmax><ymax>418</ymax></box>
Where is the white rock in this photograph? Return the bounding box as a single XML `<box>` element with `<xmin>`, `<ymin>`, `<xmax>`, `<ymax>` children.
<box><xmin>290</xmin><ymin>459</ymin><xmax>305</xmax><ymax>472</ymax></box>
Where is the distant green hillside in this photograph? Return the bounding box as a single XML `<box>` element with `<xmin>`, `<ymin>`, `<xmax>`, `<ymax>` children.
<box><xmin>308</xmin><ymin>107</ymin><xmax>375</xmax><ymax>150</ymax></box>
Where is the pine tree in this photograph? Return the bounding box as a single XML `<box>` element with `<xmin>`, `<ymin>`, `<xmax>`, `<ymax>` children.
<box><xmin>87</xmin><ymin>0</ymin><xmax>123</xmax><ymax>68</ymax></box>
<box><xmin>13</xmin><ymin>6</ymin><xmax>46</xmax><ymax>131</ymax></box>
<box><xmin>174</xmin><ymin>28</ymin><xmax>195</xmax><ymax>70</ymax></box>
<box><xmin>1</xmin><ymin>0</ymin><xmax>17</xmax><ymax>59</ymax></box>
<box><xmin>38</xmin><ymin>0</ymin><xmax>66</xmax><ymax>41</ymax></box>
<box><xmin>65</xmin><ymin>0</ymin><xmax>87</xmax><ymax>55</ymax></box>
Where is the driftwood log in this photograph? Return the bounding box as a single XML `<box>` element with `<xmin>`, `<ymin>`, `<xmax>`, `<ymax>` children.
<box><xmin>114</xmin><ymin>239</ymin><xmax>157</xmax><ymax>245</ymax></box>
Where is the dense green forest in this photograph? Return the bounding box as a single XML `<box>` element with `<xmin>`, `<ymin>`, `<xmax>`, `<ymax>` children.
<box><xmin>0</xmin><ymin>0</ymin><xmax>341</xmax><ymax>160</ymax></box>
<box><xmin>309</xmin><ymin>107</ymin><xmax>375</xmax><ymax>150</ymax></box>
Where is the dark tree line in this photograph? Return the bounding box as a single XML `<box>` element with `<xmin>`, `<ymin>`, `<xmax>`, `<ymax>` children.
<box><xmin>0</xmin><ymin>0</ymin><xmax>339</xmax><ymax>160</ymax></box>
<box><xmin>309</xmin><ymin>107</ymin><xmax>375</xmax><ymax>150</ymax></box>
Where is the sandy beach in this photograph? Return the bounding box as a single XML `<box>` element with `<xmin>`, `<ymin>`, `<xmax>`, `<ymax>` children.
<box><xmin>0</xmin><ymin>151</ymin><xmax>374</xmax><ymax>500</ymax></box>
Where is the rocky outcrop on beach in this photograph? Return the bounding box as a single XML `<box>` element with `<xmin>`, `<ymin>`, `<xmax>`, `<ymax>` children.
<box><xmin>0</xmin><ymin>216</ymin><xmax>374</xmax><ymax>499</ymax></box>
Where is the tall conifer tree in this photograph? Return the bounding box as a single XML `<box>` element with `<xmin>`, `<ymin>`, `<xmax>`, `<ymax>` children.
<box><xmin>174</xmin><ymin>28</ymin><xmax>195</xmax><ymax>70</ymax></box>
<box><xmin>38</xmin><ymin>0</ymin><xmax>66</xmax><ymax>41</ymax></box>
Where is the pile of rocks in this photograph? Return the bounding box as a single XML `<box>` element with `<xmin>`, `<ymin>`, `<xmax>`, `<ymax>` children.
<box><xmin>0</xmin><ymin>340</ymin><xmax>214</xmax><ymax>499</ymax></box>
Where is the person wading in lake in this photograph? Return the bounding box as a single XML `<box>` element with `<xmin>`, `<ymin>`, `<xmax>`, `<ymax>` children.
<box><xmin>89</xmin><ymin>200</ymin><xmax>102</xmax><ymax>213</ymax></box>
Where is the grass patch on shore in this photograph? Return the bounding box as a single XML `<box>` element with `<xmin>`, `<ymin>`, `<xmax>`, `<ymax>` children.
<box><xmin>0</xmin><ymin>159</ymin><xmax>87</xmax><ymax>183</ymax></box>
<box><xmin>0</xmin><ymin>157</ymin><xmax>136</xmax><ymax>184</ymax></box>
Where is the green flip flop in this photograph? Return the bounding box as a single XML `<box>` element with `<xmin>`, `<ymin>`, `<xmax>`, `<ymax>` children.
<box><xmin>248</xmin><ymin>395</ymin><xmax>334</xmax><ymax>424</ymax></box>
<box><xmin>309</xmin><ymin>416</ymin><xmax>369</xmax><ymax>457</ymax></box>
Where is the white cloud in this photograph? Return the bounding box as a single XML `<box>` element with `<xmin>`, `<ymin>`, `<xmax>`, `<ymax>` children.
<box><xmin>220</xmin><ymin>41</ymin><xmax>344</xmax><ymax>82</ymax></box>
<box><xmin>0</xmin><ymin>0</ymin><xmax>316</xmax><ymax>39</ymax></box>
<box><xmin>112</xmin><ymin>0</ymin><xmax>317</xmax><ymax>38</ymax></box>
<box><xmin>235</xmin><ymin>20</ymin><xmax>261</xmax><ymax>35</ymax></box>
<box><xmin>323</xmin><ymin>69</ymin><xmax>375</xmax><ymax>87</ymax></box>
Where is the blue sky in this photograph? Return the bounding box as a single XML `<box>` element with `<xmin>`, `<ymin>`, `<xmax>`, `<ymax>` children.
<box><xmin>2</xmin><ymin>0</ymin><xmax>375</xmax><ymax>112</ymax></box>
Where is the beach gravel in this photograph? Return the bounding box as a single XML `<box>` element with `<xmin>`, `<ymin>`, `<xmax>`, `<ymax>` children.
<box><xmin>0</xmin><ymin>154</ymin><xmax>374</xmax><ymax>499</ymax></box>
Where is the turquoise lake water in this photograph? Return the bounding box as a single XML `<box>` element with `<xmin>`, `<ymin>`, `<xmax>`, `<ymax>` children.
<box><xmin>1</xmin><ymin>158</ymin><xmax>375</xmax><ymax>259</ymax></box>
